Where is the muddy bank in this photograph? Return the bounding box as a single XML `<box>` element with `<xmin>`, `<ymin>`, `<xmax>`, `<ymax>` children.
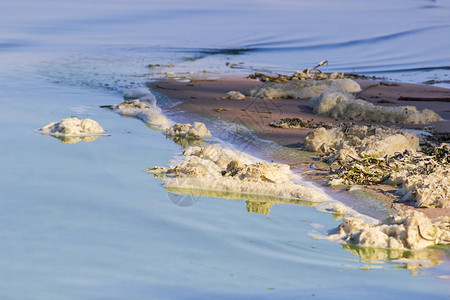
<box><xmin>148</xmin><ymin>77</ymin><xmax>450</xmax><ymax>219</ymax></box>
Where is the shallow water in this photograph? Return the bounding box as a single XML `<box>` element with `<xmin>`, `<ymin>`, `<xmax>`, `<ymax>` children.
<box><xmin>1</xmin><ymin>0</ymin><xmax>450</xmax><ymax>299</ymax></box>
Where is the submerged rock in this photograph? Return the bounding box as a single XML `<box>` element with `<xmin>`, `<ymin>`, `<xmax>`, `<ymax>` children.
<box><xmin>111</xmin><ymin>99</ymin><xmax>171</xmax><ymax>129</ymax></box>
<box><xmin>248</xmin><ymin>79</ymin><xmax>361</xmax><ymax>99</ymax></box>
<box><xmin>309</xmin><ymin>91</ymin><xmax>443</xmax><ymax>124</ymax></box>
<box><xmin>39</xmin><ymin>117</ymin><xmax>105</xmax><ymax>136</ymax></box>
<box><xmin>165</xmin><ymin>122</ymin><xmax>211</xmax><ymax>139</ymax></box>
<box><xmin>329</xmin><ymin>210</ymin><xmax>450</xmax><ymax>250</ymax></box>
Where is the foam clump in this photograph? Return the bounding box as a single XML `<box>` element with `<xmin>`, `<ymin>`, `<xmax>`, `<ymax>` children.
<box><xmin>165</xmin><ymin>122</ymin><xmax>211</xmax><ymax>139</ymax></box>
<box><xmin>40</xmin><ymin>117</ymin><xmax>105</xmax><ymax>136</ymax></box>
<box><xmin>329</xmin><ymin>210</ymin><xmax>450</xmax><ymax>250</ymax></box>
<box><xmin>221</xmin><ymin>91</ymin><xmax>246</xmax><ymax>100</ymax></box>
<box><xmin>309</xmin><ymin>91</ymin><xmax>443</xmax><ymax>124</ymax></box>
<box><xmin>248</xmin><ymin>79</ymin><xmax>361</xmax><ymax>99</ymax></box>
<box><xmin>305</xmin><ymin>124</ymin><xmax>419</xmax><ymax>163</ymax></box>
<box><xmin>389</xmin><ymin>161</ymin><xmax>450</xmax><ymax>208</ymax></box>
<box><xmin>148</xmin><ymin>144</ymin><xmax>331</xmax><ymax>202</ymax></box>
<box><xmin>123</xmin><ymin>87</ymin><xmax>156</xmax><ymax>105</ymax></box>
<box><xmin>112</xmin><ymin>99</ymin><xmax>171</xmax><ymax>130</ymax></box>
<box><xmin>182</xmin><ymin>144</ymin><xmax>255</xmax><ymax>168</ymax></box>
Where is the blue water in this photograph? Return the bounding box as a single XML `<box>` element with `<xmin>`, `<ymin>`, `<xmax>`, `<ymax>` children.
<box><xmin>1</xmin><ymin>0</ymin><xmax>450</xmax><ymax>299</ymax></box>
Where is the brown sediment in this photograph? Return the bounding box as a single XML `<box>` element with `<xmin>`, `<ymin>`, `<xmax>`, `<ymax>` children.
<box><xmin>148</xmin><ymin>77</ymin><xmax>450</xmax><ymax>219</ymax></box>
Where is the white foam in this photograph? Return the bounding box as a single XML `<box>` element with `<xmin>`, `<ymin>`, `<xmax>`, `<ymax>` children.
<box><xmin>150</xmin><ymin>143</ymin><xmax>331</xmax><ymax>203</ymax></box>
<box><xmin>309</xmin><ymin>91</ymin><xmax>443</xmax><ymax>124</ymax></box>
<box><xmin>248</xmin><ymin>79</ymin><xmax>361</xmax><ymax>99</ymax></box>
<box><xmin>37</xmin><ymin>117</ymin><xmax>107</xmax><ymax>137</ymax></box>
<box><xmin>165</xmin><ymin>122</ymin><xmax>211</xmax><ymax>139</ymax></box>
<box><xmin>123</xmin><ymin>87</ymin><xmax>157</xmax><ymax>105</ymax></box>
<box><xmin>328</xmin><ymin>210</ymin><xmax>450</xmax><ymax>250</ymax></box>
<box><xmin>112</xmin><ymin>99</ymin><xmax>171</xmax><ymax>130</ymax></box>
<box><xmin>221</xmin><ymin>91</ymin><xmax>246</xmax><ymax>100</ymax></box>
<box><xmin>305</xmin><ymin>125</ymin><xmax>419</xmax><ymax>162</ymax></box>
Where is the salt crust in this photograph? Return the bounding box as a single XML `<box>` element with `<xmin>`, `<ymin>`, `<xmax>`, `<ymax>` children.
<box><xmin>329</xmin><ymin>210</ymin><xmax>450</xmax><ymax>250</ymax></box>
<box><xmin>305</xmin><ymin>124</ymin><xmax>419</xmax><ymax>163</ymax></box>
<box><xmin>39</xmin><ymin>117</ymin><xmax>105</xmax><ymax>136</ymax></box>
<box><xmin>149</xmin><ymin>144</ymin><xmax>331</xmax><ymax>202</ymax></box>
<box><xmin>112</xmin><ymin>99</ymin><xmax>171</xmax><ymax>130</ymax></box>
<box><xmin>309</xmin><ymin>91</ymin><xmax>443</xmax><ymax>124</ymax></box>
<box><xmin>247</xmin><ymin>79</ymin><xmax>361</xmax><ymax>99</ymax></box>
<box><xmin>165</xmin><ymin>122</ymin><xmax>211</xmax><ymax>139</ymax></box>
<box><xmin>221</xmin><ymin>91</ymin><xmax>246</xmax><ymax>100</ymax></box>
<box><xmin>123</xmin><ymin>87</ymin><xmax>157</xmax><ymax>105</ymax></box>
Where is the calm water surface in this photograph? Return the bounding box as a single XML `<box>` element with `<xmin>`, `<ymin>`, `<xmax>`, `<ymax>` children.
<box><xmin>1</xmin><ymin>0</ymin><xmax>449</xmax><ymax>299</ymax></box>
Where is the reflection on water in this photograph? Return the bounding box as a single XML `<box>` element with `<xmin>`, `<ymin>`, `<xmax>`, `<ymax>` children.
<box><xmin>165</xmin><ymin>135</ymin><xmax>205</xmax><ymax>148</ymax></box>
<box><xmin>343</xmin><ymin>244</ymin><xmax>445</xmax><ymax>275</ymax></box>
<box><xmin>42</xmin><ymin>134</ymin><xmax>104</xmax><ymax>144</ymax></box>
<box><xmin>165</xmin><ymin>187</ymin><xmax>317</xmax><ymax>214</ymax></box>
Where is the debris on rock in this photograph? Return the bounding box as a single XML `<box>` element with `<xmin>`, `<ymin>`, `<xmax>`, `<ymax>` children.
<box><xmin>247</xmin><ymin>70</ymin><xmax>373</xmax><ymax>83</ymax></box>
<box><xmin>269</xmin><ymin>118</ymin><xmax>333</xmax><ymax>129</ymax></box>
<box><xmin>327</xmin><ymin>144</ymin><xmax>450</xmax><ymax>208</ymax></box>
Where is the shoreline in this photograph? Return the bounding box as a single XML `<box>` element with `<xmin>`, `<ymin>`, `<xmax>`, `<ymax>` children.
<box><xmin>148</xmin><ymin>76</ymin><xmax>450</xmax><ymax>220</ymax></box>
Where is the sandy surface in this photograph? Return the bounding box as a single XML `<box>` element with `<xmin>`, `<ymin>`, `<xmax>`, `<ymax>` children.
<box><xmin>149</xmin><ymin>77</ymin><xmax>450</xmax><ymax>219</ymax></box>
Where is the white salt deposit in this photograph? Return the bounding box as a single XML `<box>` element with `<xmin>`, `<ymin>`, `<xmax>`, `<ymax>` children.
<box><xmin>165</xmin><ymin>122</ymin><xmax>211</xmax><ymax>139</ymax></box>
<box><xmin>305</xmin><ymin>125</ymin><xmax>419</xmax><ymax>163</ymax></box>
<box><xmin>112</xmin><ymin>99</ymin><xmax>171</xmax><ymax>130</ymax></box>
<box><xmin>221</xmin><ymin>91</ymin><xmax>246</xmax><ymax>100</ymax></box>
<box><xmin>329</xmin><ymin>210</ymin><xmax>450</xmax><ymax>250</ymax></box>
<box><xmin>149</xmin><ymin>144</ymin><xmax>331</xmax><ymax>202</ymax></box>
<box><xmin>38</xmin><ymin>117</ymin><xmax>105</xmax><ymax>136</ymax></box>
<box><xmin>309</xmin><ymin>91</ymin><xmax>443</xmax><ymax>124</ymax></box>
<box><xmin>248</xmin><ymin>79</ymin><xmax>361</xmax><ymax>99</ymax></box>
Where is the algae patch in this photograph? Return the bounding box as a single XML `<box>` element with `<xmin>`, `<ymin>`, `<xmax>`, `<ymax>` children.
<box><xmin>269</xmin><ymin>118</ymin><xmax>333</xmax><ymax>129</ymax></box>
<box><xmin>304</xmin><ymin>123</ymin><xmax>450</xmax><ymax>208</ymax></box>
